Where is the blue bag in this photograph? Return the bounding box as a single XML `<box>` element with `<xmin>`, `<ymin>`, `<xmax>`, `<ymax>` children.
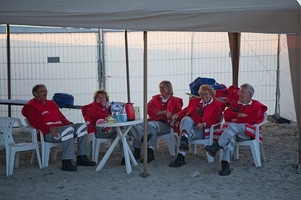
<box><xmin>189</xmin><ymin>77</ymin><xmax>216</xmax><ymax>95</ymax></box>
<box><xmin>52</xmin><ymin>93</ymin><xmax>74</xmax><ymax>108</ymax></box>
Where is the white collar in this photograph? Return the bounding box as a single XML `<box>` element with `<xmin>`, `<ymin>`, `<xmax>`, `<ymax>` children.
<box><xmin>161</xmin><ymin>95</ymin><xmax>170</xmax><ymax>103</ymax></box>
<box><xmin>200</xmin><ymin>98</ymin><xmax>213</xmax><ymax>107</ymax></box>
<box><xmin>238</xmin><ymin>100</ymin><xmax>252</xmax><ymax>106</ymax></box>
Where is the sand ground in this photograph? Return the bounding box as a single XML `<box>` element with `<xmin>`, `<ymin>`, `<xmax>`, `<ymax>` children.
<box><xmin>0</xmin><ymin>121</ymin><xmax>300</xmax><ymax>200</ymax></box>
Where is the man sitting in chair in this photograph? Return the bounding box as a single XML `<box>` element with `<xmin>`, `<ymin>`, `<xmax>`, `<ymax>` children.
<box><xmin>169</xmin><ymin>84</ymin><xmax>225</xmax><ymax>167</ymax></box>
<box><xmin>22</xmin><ymin>84</ymin><xmax>96</xmax><ymax>172</ymax></box>
<box><xmin>205</xmin><ymin>83</ymin><xmax>267</xmax><ymax>176</ymax></box>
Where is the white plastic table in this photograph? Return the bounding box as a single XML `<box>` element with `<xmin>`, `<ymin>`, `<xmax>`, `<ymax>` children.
<box><xmin>95</xmin><ymin>118</ymin><xmax>143</xmax><ymax>174</ymax></box>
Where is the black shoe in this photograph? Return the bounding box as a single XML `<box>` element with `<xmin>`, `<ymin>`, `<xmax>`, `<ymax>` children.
<box><xmin>205</xmin><ymin>142</ymin><xmax>221</xmax><ymax>157</ymax></box>
<box><xmin>141</xmin><ymin>148</ymin><xmax>155</xmax><ymax>163</ymax></box>
<box><xmin>133</xmin><ymin>148</ymin><xmax>141</xmax><ymax>160</ymax></box>
<box><xmin>76</xmin><ymin>155</ymin><xmax>96</xmax><ymax>166</ymax></box>
<box><xmin>180</xmin><ymin>135</ymin><xmax>189</xmax><ymax>151</ymax></box>
<box><xmin>121</xmin><ymin>157</ymin><xmax>126</xmax><ymax>165</ymax></box>
<box><xmin>61</xmin><ymin>160</ymin><xmax>78</xmax><ymax>171</ymax></box>
<box><xmin>219</xmin><ymin>161</ymin><xmax>231</xmax><ymax>176</ymax></box>
<box><xmin>169</xmin><ymin>153</ymin><xmax>185</xmax><ymax>168</ymax></box>
<box><xmin>121</xmin><ymin>157</ymin><xmax>134</xmax><ymax>166</ymax></box>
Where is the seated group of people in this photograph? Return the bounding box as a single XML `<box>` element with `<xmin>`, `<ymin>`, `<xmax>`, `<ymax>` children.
<box><xmin>22</xmin><ymin>81</ymin><xmax>267</xmax><ymax>176</ymax></box>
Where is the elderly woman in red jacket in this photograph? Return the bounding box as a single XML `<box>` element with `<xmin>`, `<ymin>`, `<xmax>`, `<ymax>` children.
<box><xmin>130</xmin><ymin>80</ymin><xmax>183</xmax><ymax>163</ymax></box>
<box><xmin>82</xmin><ymin>89</ymin><xmax>113</xmax><ymax>137</ymax></box>
<box><xmin>169</xmin><ymin>84</ymin><xmax>225</xmax><ymax>167</ymax></box>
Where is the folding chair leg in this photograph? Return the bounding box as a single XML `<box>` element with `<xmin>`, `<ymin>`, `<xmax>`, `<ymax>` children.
<box><xmin>51</xmin><ymin>148</ymin><xmax>58</xmax><ymax>161</ymax></box>
<box><xmin>192</xmin><ymin>144</ymin><xmax>197</xmax><ymax>154</ymax></box>
<box><xmin>260</xmin><ymin>142</ymin><xmax>266</xmax><ymax>162</ymax></box>
<box><xmin>234</xmin><ymin>146</ymin><xmax>240</xmax><ymax>160</ymax></box>
<box><xmin>166</xmin><ymin>137</ymin><xmax>175</xmax><ymax>156</ymax></box>
<box><xmin>14</xmin><ymin>151</ymin><xmax>20</xmax><ymax>168</ymax></box>
<box><xmin>206</xmin><ymin>152</ymin><xmax>214</xmax><ymax>163</ymax></box>
<box><xmin>30</xmin><ymin>150</ymin><xmax>35</xmax><ymax>164</ymax></box>
<box><xmin>250</xmin><ymin>142</ymin><xmax>261</xmax><ymax>167</ymax></box>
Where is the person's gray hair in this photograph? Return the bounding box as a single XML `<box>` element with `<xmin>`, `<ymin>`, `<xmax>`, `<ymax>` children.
<box><xmin>240</xmin><ymin>83</ymin><xmax>255</xmax><ymax>97</ymax></box>
<box><xmin>32</xmin><ymin>84</ymin><xmax>46</xmax><ymax>97</ymax></box>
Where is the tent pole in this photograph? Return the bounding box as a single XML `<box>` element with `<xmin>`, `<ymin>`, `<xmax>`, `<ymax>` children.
<box><xmin>141</xmin><ymin>31</ymin><xmax>149</xmax><ymax>178</ymax></box>
<box><xmin>125</xmin><ymin>30</ymin><xmax>131</xmax><ymax>102</ymax></box>
<box><xmin>6</xmin><ymin>24</ymin><xmax>11</xmax><ymax>117</ymax></box>
<box><xmin>274</xmin><ymin>34</ymin><xmax>281</xmax><ymax>118</ymax></box>
<box><xmin>287</xmin><ymin>34</ymin><xmax>301</xmax><ymax>173</ymax></box>
<box><xmin>228</xmin><ymin>32</ymin><xmax>241</xmax><ymax>86</ymax></box>
<box><xmin>97</xmin><ymin>29</ymin><xmax>106</xmax><ymax>89</ymax></box>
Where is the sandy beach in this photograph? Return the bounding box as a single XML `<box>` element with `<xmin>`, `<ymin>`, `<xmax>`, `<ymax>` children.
<box><xmin>0</xmin><ymin>120</ymin><xmax>300</xmax><ymax>200</ymax></box>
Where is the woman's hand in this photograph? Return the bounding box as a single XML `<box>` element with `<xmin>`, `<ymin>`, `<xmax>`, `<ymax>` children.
<box><xmin>166</xmin><ymin>111</ymin><xmax>172</xmax><ymax>119</ymax></box>
<box><xmin>171</xmin><ymin>114</ymin><xmax>179</xmax><ymax>121</ymax></box>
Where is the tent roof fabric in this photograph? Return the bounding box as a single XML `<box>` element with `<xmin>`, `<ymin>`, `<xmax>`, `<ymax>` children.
<box><xmin>0</xmin><ymin>0</ymin><xmax>300</xmax><ymax>34</ymax></box>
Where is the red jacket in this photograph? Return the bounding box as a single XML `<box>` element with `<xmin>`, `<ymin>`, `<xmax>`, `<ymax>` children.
<box><xmin>22</xmin><ymin>98</ymin><xmax>71</xmax><ymax>137</ymax></box>
<box><xmin>177</xmin><ymin>97</ymin><xmax>225</xmax><ymax>128</ymax></box>
<box><xmin>82</xmin><ymin>102</ymin><xmax>111</xmax><ymax>134</ymax></box>
<box><xmin>224</xmin><ymin>100</ymin><xmax>267</xmax><ymax>124</ymax></box>
<box><xmin>147</xmin><ymin>95</ymin><xmax>183</xmax><ymax>123</ymax></box>
<box><xmin>222</xmin><ymin>99</ymin><xmax>268</xmax><ymax>140</ymax></box>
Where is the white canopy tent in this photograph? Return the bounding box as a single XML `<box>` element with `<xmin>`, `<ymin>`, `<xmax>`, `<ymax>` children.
<box><xmin>1</xmin><ymin>0</ymin><xmax>301</xmax><ymax>174</ymax></box>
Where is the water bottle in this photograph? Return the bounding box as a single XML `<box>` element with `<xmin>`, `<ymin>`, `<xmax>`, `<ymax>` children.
<box><xmin>110</xmin><ymin>101</ymin><xmax>117</xmax><ymax>119</ymax></box>
<box><xmin>115</xmin><ymin>104</ymin><xmax>122</xmax><ymax>122</ymax></box>
<box><xmin>121</xmin><ymin>104</ymin><xmax>127</xmax><ymax>122</ymax></box>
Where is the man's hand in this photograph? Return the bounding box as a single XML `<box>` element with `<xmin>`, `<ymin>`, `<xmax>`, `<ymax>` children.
<box><xmin>49</xmin><ymin>126</ymin><xmax>59</xmax><ymax>137</ymax></box>
<box><xmin>196</xmin><ymin>122</ymin><xmax>205</xmax><ymax>129</ymax></box>
<box><xmin>238</xmin><ymin>113</ymin><xmax>248</xmax><ymax>118</ymax></box>
<box><xmin>156</xmin><ymin>110</ymin><xmax>165</xmax><ymax>115</ymax></box>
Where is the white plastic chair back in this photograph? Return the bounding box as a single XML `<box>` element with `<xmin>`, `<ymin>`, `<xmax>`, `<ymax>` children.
<box><xmin>25</xmin><ymin>118</ymin><xmax>61</xmax><ymax>168</ymax></box>
<box><xmin>0</xmin><ymin>117</ymin><xmax>42</xmax><ymax>176</ymax></box>
<box><xmin>189</xmin><ymin>115</ymin><xmax>224</xmax><ymax>163</ymax></box>
<box><xmin>156</xmin><ymin>127</ymin><xmax>176</xmax><ymax>156</ymax></box>
<box><xmin>233</xmin><ymin>112</ymin><xmax>268</xmax><ymax>167</ymax></box>
<box><xmin>91</xmin><ymin>133</ymin><xmax>113</xmax><ymax>162</ymax></box>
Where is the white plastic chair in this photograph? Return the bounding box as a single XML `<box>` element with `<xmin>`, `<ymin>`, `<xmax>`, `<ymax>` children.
<box><xmin>82</xmin><ymin>101</ymin><xmax>123</xmax><ymax>162</ymax></box>
<box><xmin>156</xmin><ymin>127</ymin><xmax>176</xmax><ymax>156</ymax></box>
<box><xmin>233</xmin><ymin>112</ymin><xmax>267</xmax><ymax>167</ymax></box>
<box><xmin>25</xmin><ymin>118</ymin><xmax>62</xmax><ymax>168</ymax></box>
<box><xmin>0</xmin><ymin>117</ymin><xmax>42</xmax><ymax>176</ymax></box>
<box><xmin>91</xmin><ymin>133</ymin><xmax>113</xmax><ymax>162</ymax></box>
<box><xmin>38</xmin><ymin>131</ymin><xmax>62</xmax><ymax>168</ymax></box>
<box><xmin>189</xmin><ymin>118</ymin><xmax>223</xmax><ymax>163</ymax></box>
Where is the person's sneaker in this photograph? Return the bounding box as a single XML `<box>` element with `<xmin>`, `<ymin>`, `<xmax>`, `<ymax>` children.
<box><xmin>76</xmin><ymin>155</ymin><xmax>96</xmax><ymax>166</ymax></box>
<box><xmin>133</xmin><ymin>148</ymin><xmax>141</xmax><ymax>160</ymax></box>
<box><xmin>61</xmin><ymin>160</ymin><xmax>78</xmax><ymax>171</ymax></box>
<box><xmin>169</xmin><ymin>153</ymin><xmax>185</xmax><ymax>168</ymax></box>
<box><xmin>205</xmin><ymin>142</ymin><xmax>221</xmax><ymax>157</ymax></box>
<box><xmin>180</xmin><ymin>135</ymin><xmax>189</xmax><ymax>151</ymax></box>
<box><xmin>141</xmin><ymin>148</ymin><xmax>155</xmax><ymax>163</ymax></box>
<box><xmin>219</xmin><ymin>161</ymin><xmax>231</xmax><ymax>176</ymax></box>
